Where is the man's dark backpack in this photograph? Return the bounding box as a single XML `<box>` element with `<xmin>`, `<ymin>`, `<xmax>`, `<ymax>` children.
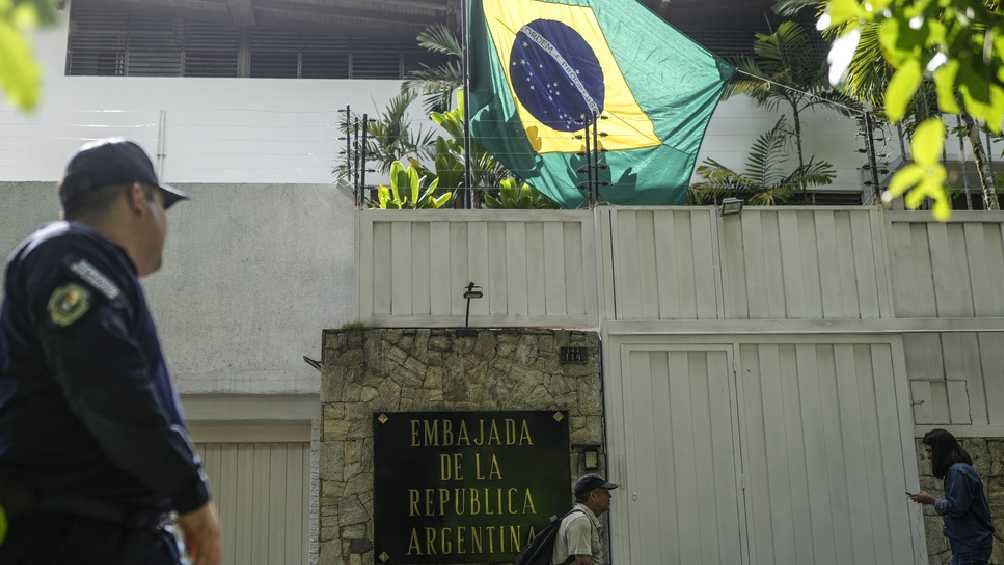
<box><xmin>515</xmin><ymin>507</ymin><xmax>584</xmax><ymax>565</ymax></box>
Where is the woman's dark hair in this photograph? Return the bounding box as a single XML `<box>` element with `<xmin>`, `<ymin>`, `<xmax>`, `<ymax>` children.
<box><xmin>922</xmin><ymin>428</ymin><xmax>973</xmax><ymax>479</ymax></box>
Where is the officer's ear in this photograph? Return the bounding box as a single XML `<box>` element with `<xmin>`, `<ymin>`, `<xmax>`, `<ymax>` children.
<box><xmin>124</xmin><ymin>182</ymin><xmax>146</xmax><ymax>215</ymax></box>
<box><xmin>125</xmin><ymin>182</ymin><xmax>161</xmax><ymax>216</ymax></box>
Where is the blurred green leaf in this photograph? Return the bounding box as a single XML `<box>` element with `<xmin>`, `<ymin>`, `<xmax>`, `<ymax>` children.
<box><xmin>826</xmin><ymin>0</ymin><xmax>866</xmax><ymax>28</ymax></box>
<box><xmin>0</xmin><ymin>0</ymin><xmax>57</xmax><ymax>112</ymax></box>
<box><xmin>881</xmin><ymin>118</ymin><xmax>951</xmax><ymax>219</ymax></box>
<box><xmin>933</xmin><ymin>59</ymin><xmax>961</xmax><ymax>113</ymax></box>
<box><xmin>886</xmin><ymin>60</ymin><xmax>923</xmax><ymax>121</ymax></box>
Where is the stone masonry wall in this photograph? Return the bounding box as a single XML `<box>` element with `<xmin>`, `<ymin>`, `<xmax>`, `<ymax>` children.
<box><xmin>319</xmin><ymin>329</ymin><xmax>604</xmax><ymax>565</ymax></box>
<box><xmin>918</xmin><ymin>438</ymin><xmax>1004</xmax><ymax>564</ymax></box>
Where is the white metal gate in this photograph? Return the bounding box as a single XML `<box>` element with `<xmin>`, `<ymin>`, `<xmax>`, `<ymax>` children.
<box><xmin>621</xmin><ymin>346</ymin><xmax>745</xmax><ymax>565</ymax></box>
<box><xmin>196</xmin><ymin>442</ymin><xmax>311</xmax><ymax>565</ymax></box>
<box><xmin>609</xmin><ymin>336</ymin><xmax>926</xmax><ymax>565</ymax></box>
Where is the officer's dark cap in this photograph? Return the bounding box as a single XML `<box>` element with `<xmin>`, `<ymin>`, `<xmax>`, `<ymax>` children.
<box><xmin>59</xmin><ymin>138</ymin><xmax>188</xmax><ymax>210</ymax></box>
<box><xmin>574</xmin><ymin>473</ymin><xmax>619</xmax><ymax>497</ymax></box>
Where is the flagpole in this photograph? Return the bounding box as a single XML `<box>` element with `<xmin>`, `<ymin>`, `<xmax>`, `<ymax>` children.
<box><xmin>461</xmin><ymin>0</ymin><xmax>474</xmax><ymax>208</ymax></box>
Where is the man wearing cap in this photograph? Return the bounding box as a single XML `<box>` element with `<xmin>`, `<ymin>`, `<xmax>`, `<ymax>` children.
<box><xmin>552</xmin><ymin>473</ymin><xmax>618</xmax><ymax>565</ymax></box>
<box><xmin>0</xmin><ymin>139</ymin><xmax>221</xmax><ymax>564</ymax></box>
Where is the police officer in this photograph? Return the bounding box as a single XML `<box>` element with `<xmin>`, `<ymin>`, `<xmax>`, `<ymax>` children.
<box><xmin>0</xmin><ymin>139</ymin><xmax>222</xmax><ymax>565</ymax></box>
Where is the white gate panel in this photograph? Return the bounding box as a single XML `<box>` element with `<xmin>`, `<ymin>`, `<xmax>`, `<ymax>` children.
<box><xmin>197</xmin><ymin>442</ymin><xmax>310</xmax><ymax>565</ymax></box>
<box><xmin>621</xmin><ymin>346</ymin><xmax>745</xmax><ymax>565</ymax></box>
<box><xmin>738</xmin><ymin>342</ymin><xmax>923</xmax><ymax>565</ymax></box>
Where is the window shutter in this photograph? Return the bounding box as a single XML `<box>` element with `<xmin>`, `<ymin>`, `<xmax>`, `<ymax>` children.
<box><xmin>183</xmin><ymin>22</ymin><xmax>240</xmax><ymax>78</ymax></box>
<box><xmin>66</xmin><ymin>8</ymin><xmax>127</xmax><ymax>76</ymax></box>
<box><xmin>349</xmin><ymin>40</ymin><xmax>406</xmax><ymax>79</ymax></box>
<box><xmin>126</xmin><ymin>15</ymin><xmax>183</xmax><ymax>76</ymax></box>
<box><xmin>300</xmin><ymin>35</ymin><xmax>349</xmax><ymax>80</ymax></box>
<box><xmin>249</xmin><ymin>30</ymin><xmax>301</xmax><ymax>79</ymax></box>
<box><xmin>67</xmin><ymin>4</ymin><xmax>445</xmax><ymax>80</ymax></box>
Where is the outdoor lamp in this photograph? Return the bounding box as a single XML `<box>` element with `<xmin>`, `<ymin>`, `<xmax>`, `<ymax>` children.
<box><xmin>573</xmin><ymin>444</ymin><xmax>602</xmax><ymax>471</ymax></box>
<box><xmin>463</xmin><ymin>282</ymin><xmax>483</xmax><ymax>329</ymax></box>
<box><xmin>720</xmin><ymin>197</ymin><xmax>743</xmax><ymax>217</ymax></box>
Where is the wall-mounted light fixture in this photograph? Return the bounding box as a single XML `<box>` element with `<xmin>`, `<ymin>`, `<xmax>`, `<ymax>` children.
<box><xmin>573</xmin><ymin>443</ymin><xmax>602</xmax><ymax>471</ymax></box>
<box><xmin>463</xmin><ymin>282</ymin><xmax>483</xmax><ymax>329</ymax></box>
<box><xmin>720</xmin><ymin>197</ymin><xmax>743</xmax><ymax>217</ymax></box>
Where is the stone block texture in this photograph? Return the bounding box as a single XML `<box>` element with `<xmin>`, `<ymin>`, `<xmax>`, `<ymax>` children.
<box><xmin>319</xmin><ymin>328</ymin><xmax>604</xmax><ymax>565</ymax></box>
<box><xmin>917</xmin><ymin>438</ymin><xmax>1004</xmax><ymax>564</ymax></box>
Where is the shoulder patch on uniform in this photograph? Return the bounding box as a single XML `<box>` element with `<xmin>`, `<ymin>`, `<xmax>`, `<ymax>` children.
<box><xmin>68</xmin><ymin>259</ymin><xmax>119</xmax><ymax>300</ymax></box>
<box><xmin>48</xmin><ymin>283</ymin><xmax>92</xmax><ymax>327</ymax></box>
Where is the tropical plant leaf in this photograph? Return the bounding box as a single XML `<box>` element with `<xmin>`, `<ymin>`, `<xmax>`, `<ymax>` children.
<box><xmin>693</xmin><ymin>118</ymin><xmax>835</xmax><ymax>203</ymax></box>
<box><xmin>785</xmin><ymin>157</ymin><xmax>837</xmax><ymax>189</ymax></box>
<box><xmin>745</xmin><ymin>116</ymin><xmax>791</xmax><ymax>188</ymax></box>
<box><xmin>886</xmin><ymin>59</ymin><xmax>923</xmax><ymax>122</ymax></box>
<box><xmin>369</xmin><ymin>162</ymin><xmax>454</xmax><ymax>209</ymax></box>
<box><xmin>882</xmin><ymin>118</ymin><xmax>951</xmax><ymax>219</ymax></box>
<box><xmin>0</xmin><ymin>1</ymin><xmax>48</xmax><ymax>111</ymax></box>
<box><xmin>416</xmin><ymin>25</ymin><xmax>462</xmax><ymax>57</ymax></box>
<box><xmin>773</xmin><ymin>0</ymin><xmax>826</xmax><ymax>16</ymax></box>
<box><xmin>403</xmin><ymin>60</ymin><xmax>463</xmax><ymax>114</ymax></box>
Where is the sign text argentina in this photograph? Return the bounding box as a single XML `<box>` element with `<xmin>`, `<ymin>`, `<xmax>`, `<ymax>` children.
<box><xmin>373</xmin><ymin>411</ymin><xmax>571</xmax><ymax>563</ymax></box>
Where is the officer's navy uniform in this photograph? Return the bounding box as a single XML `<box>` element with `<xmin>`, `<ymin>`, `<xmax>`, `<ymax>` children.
<box><xmin>0</xmin><ymin>220</ymin><xmax>209</xmax><ymax>564</ymax></box>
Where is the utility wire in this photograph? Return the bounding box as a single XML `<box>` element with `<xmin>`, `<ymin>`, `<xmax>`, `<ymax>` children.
<box><xmin>734</xmin><ymin>69</ymin><xmax>864</xmax><ymax>115</ymax></box>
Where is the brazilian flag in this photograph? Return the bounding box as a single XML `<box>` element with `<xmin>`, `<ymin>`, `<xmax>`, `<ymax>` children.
<box><xmin>469</xmin><ymin>0</ymin><xmax>734</xmax><ymax>207</ymax></box>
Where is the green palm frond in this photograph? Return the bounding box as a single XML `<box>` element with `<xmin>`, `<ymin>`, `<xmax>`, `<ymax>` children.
<box><xmin>403</xmin><ymin>60</ymin><xmax>463</xmax><ymax>114</ymax></box>
<box><xmin>692</xmin><ymin>119</ymin><xmax>835</xmax><ymax>204</ymax></box>
<box><xmin>755</xmin><ymin>21</ymin><xmax>811</xmax><ymax>65</ymax></box>
<box><xmin>749</xmin><ymin>185</ymin><xmax>795</xmax><ymax>205</ymax></box>
<box><xmin>725</xmin><ymin>22</ymin><xmax>828</xmax><ymax>114</ymax></box>
<box><xmin>364</xmin><ymin>90</ymin><xmax>437</xmax><ymax>172</ymax></box>
<box><xmin>842</xmin><ymin>22</ymin><xmax>887</xmax><ymax>107</ymax></box>
<box><xmin>746</xmin><ymin>116</ymin><xmax>791</xmax><ymax>188</ymax></box>
<box><xmin>406</xmin><ymin>26</ymin><xmax>464</xmax><ymax>112</ymax></box>
<box><xmin>782</xmin><ymin>158</ymin><xmax>837</xmax><ymax>191</ymax></box>
<box><xmin>772</xmin><ymin>0</ymin><xmax>825</xmax><ymax>17</ymax></box>
<box><xmin>803</xmin><ymin>88</ymin><xmax>866</xmax><ymax>116</ymax></box>
<box><xmin>693</xmin><ymin>159</ymin><xmax>755</xmax><ymax>199</ymax></box>
<box><xmin>725</xmin><ymin>59</ymin><xmax>775</xmax><ymax>98</ymax></box>
<box><xmin>417</xmin><ymin>25</ymin><xmax>462</xmax><ymax>58</ymax></box>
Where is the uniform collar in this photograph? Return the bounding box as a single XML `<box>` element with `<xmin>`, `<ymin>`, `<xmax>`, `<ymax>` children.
<box><xmin>67</xmin><ymin>221</ymin><xmax>138</xmax><ymax>275</ymax></box>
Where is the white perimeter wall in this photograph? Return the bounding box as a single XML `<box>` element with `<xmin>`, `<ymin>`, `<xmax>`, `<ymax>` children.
<box><xmin>0</xmin><ymin>181</ymin><xmax>355</xmax><ymax>395</ymax></box>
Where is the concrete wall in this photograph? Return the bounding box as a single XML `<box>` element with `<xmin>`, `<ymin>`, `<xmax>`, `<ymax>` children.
<box><xmin>0</xmin><ymin>181</ymin><xmax>354</xmax><ymax>394</ymax></box>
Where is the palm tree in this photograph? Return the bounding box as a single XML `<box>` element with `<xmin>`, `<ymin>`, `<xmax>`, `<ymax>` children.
<box><xmin>333</xmin><ymin>90</ymin><xmax>438</xmax><ymax>183</ymax></box>
<box><xmin>402</xmin><ymin>25</ymin><xmax>464</xmax><ymax>114</ymax></box>
<box><xmin>692</xmin><ymin>116</ymin><xmax>836</xmax><ymax>205</ymax></box>
<box><xmin>726</xmin><ymin>20</ymin><xmax>860</xmax><ymax>188</ymax></box>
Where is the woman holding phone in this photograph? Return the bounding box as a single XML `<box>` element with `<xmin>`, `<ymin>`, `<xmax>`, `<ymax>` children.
<box><xmin>909</xmin><ymin>428</ymin><xmax>996</xmax><ymax>565</ymax></box>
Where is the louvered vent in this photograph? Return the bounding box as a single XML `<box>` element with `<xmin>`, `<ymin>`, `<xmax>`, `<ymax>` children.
<box><xmin>66</xmin><ymin>9</ymin><xmax>127</xmax><ymax>76</ymax></box>
<box><xmin>184</xmin><ymin>21</ymin><xmax>240</xmax><ymax>78</ymax></box>
<box><xmin>67</xmin><ymin>4</ymin><xmax>452</xmax><ymax>79</ymax></box>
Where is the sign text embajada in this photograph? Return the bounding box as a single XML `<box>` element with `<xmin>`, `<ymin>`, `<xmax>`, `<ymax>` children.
<box><xmin>374</xmin><ymin>411</ymin><xmax>570</xmax><ymax>563</ymax></box>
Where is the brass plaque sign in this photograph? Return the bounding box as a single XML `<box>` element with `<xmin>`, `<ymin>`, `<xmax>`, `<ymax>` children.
<box><xmin>373</xmin><ymin>411</ymin><xmax>571</xmax><ymax>563</ymax></box>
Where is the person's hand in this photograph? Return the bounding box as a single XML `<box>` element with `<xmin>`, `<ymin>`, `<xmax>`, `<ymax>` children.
<box><xmin>909</xmin><ymin>491</ymin><xmax>937</xmax><ymax>505</ymax></box>
<box><xmin>177</xmin><ymin>502</ymin><xmax>222</xmax><ymax>565</ymax></box>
